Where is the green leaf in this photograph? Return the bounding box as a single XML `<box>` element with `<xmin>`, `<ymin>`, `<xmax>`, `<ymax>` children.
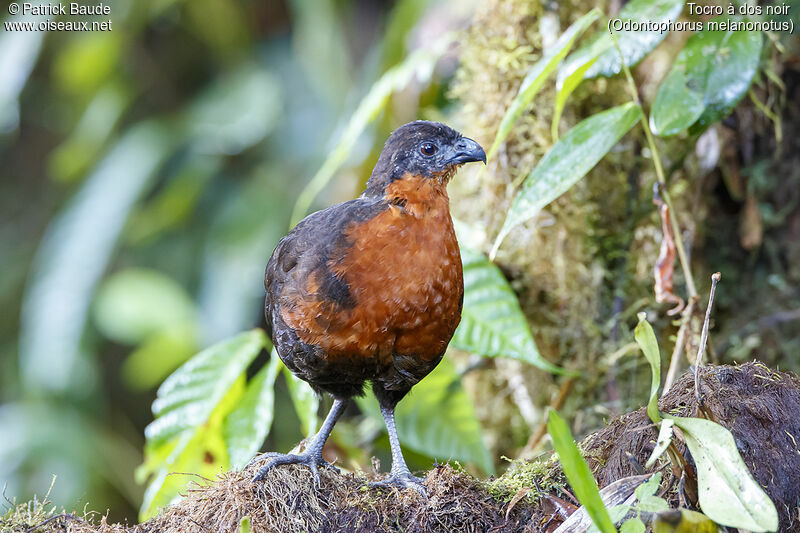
<box><xmin>620</xmin><ymin>518</ymin><xmax>646</xmax><ymax>533</ymax></box>
<box><xmin>548</xmin><ymin>410</ymin><xmax>617</xmax><ymax>533</ymax></box>
<box><xmin>667</xmin><ymin>416</ymin><xmax>778</xmax><ymax>532</ymax></box>
<box><xmin>223</xmin><ymin>355</ymin><xmax>281</xmax><ymax>469</ymax></box>
<box><xmin>552</xmin><ymin>57</ymin><xmax>597</xmax><ymax>142</ymax></box>
<box><xmin>139</xmin><ymin>330</ymin><xmax>268</xmax><ymax>519</ymax></box>
<box><xmin>486</xmin><ymin>9</ymin><xmax>601</xmax><ymax>161</ymax></box>
<box><xmin>94</xmin><ymin>268</ymin><xmax>196</xmax><ymax>345</ymax></box>
<box><xmin>649</xmin><ymin>66</ymin><xmax>705</xmax><ymax>137</ymax></box>
<box><xmin>145</xmin><ymin>329</ymin><xmax>267</xmax><ymax>446</ymax></box>
<box><xmin>281</xmin><ymin>355</ymin><xmax>320</xmax><ymax>438</ymax></box>
<box><xmin>653</xmin><ymin>510</ymin><xmax>718</xmax><ymax>533</ymax></box>
<box><xmin>290</xmin><ymin>33</ymin><xmax>455</xmax><ymax>226</ymax></box>
<box><xmin>19</xmin><ymin>121</ymin><xmax>173</xmax><ymax>394</ymax></box>
<box><xmin>651</xmin><ymin>16</ymin><xmax>763</xmax><ymax>136</ymax></box>
<box><xmin>634</xmin><ymin>315</ymin><xmax>662</xmax><ymax>423</ymax></box>
<box><xmin>239</xmin><ymin>516</ymin><xmax>251</xmax><ymax>533</ymax></box>
<box><xmin>559</xmin><ymin>0</ymin><xmax>684</xmax><ymax>82</ymax></box>
<box><xmin>451</xmin><ymin>247</ymin><xmax>569</xmax><ymax>374</ymax></box>
<box><xmin>645</xmin><ymin>419</ymin><xmax>674</xmax><ymax>468</ymax></box>
<box><xmin>633</xmin><ymin>471</ymin><xmax>661</xmax><ymax>500</ymax></box>
<box><xmin>139</xmin><ymin>375</ymin><xmax>243</xmax><ymax>520</ymax></box>
<box><xmin>357</xmin><ymin>358</ymin><xmax>494</xmax><ymax>474</ymax></box>
<box><xmin>491</xmin><ymin>103</ymin><xmax>641</xmax><ymax>257</ymax></box>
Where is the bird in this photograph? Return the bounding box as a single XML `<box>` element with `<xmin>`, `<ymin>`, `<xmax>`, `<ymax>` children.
<box><xmin>252</xmin><ymin>120</ymin><xmax>486</xmax><ymax>491</ymax></box>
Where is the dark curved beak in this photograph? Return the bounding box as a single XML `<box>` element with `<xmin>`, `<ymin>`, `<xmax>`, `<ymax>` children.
<box><xmin>446</xmin><ymin>137</ymin><xmax>486</xmax><ymax>165</ymax></box>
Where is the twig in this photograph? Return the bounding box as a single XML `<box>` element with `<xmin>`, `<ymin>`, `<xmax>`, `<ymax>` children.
<box><xmin>694</xmin><ymin>273</ymin><xmax>721</xmax><ymax>403</ymax></box>
<box><xmin>24</xmin><ymin>513</ymin><xmax>80</xmax><ymax>533</ymax></box>
<box><xmin>662</xmin><ymin>297</ymin><xmax>697</xmax><ymax>395</ymax></box>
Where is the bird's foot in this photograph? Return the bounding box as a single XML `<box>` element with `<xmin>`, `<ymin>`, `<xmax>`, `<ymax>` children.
<box><xmin>368</xmin><ymin>471</ymin><xmax>427</xmax><ymax>496</ymax></box>
<box><xmin>251</xmin><ymin>450</ymin><xmax>338</xmax><ymax>487</ymax></box>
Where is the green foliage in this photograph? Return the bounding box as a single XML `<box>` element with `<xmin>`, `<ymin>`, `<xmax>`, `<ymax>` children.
<box><xmin>633</xmin><ymin>315</ymin><xmax>662</xmax><ymax>423</ymax></box>
<box><xmin>138</xmin><ymin>330</ymin><xmax>267</xmax><ymax>519</ymax></box>
<box><xmin>635</xmin><ymin>318</ymin><xmax>778</xmax><ymax>531</ymax></box>
<box><xmin>645</xmin><ymin>418</ymin><xmax>674</xmax><ymax>468</ymax></box>
<box><xmin>559</xmin><ymin>0</ymin><xmax>683</xmax><ymax>81</ymax></box>
<box><xmin>492</xmin><ymin>102</ymin><xmax>641</xmax><ymax>256</ymax></box>
<box><xmin>651</xmin><ymin>18</ymin><xmax>763</xmax><ymax>135</ymax></box>
<box><xmin>548</xmin><ymin>410</ymin><xmax>616</xmax><ymax>533</ymax></box>
<box><xmin>19</xmin><ymin>122</ymin><xmax>173</xmax><ymax>394</ymax></box>
<box><xmin>485</xmin><ymin>8</ymin><xmax>601</xmax><ymax>160</ymax></box>
<box><xmin>451</xmin><ymin>247</ymin><xmax>568</xmax><ymax>374</ymax></box>
<box><xmin>358</xmin><ymin>358</ymin><xmax>494</xmax><ymax>474</ymax></box>
<box><xmin>223</xmin><ymin>356</ymin><xmax>281</xmax><ymax>469</ymax></box>
<box><xmin>282</xmin><ymin>358</ymin><xmax>320</xmax><ymax>438</ymax></box>
<box><xmin>666</xmin><ymin>415</ymin><xmax>778</xmax><ymax>532</ymax></box>
<box><xmin>653</xmin><ymin>510</ymin><xmax>718</xmax><ymax>533</ymax></box>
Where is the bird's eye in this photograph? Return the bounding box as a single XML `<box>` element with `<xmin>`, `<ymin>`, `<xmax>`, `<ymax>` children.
<box><xmin>420</xmin><ymin>142</ymin><xmax>438</xmax><ymax>156</ymax></box>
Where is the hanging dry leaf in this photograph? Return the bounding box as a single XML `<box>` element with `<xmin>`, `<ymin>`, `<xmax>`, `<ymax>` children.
<box><xmin>653</xmin><ymin>185</ymin><xmax>685</xmax><ymax>316</ymax></box>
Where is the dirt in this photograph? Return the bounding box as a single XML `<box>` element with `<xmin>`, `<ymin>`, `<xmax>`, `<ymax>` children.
<box><xmin>6</xmin><ymin>362</ymin><xmax>800</xmax><ymax>533</ymax></box>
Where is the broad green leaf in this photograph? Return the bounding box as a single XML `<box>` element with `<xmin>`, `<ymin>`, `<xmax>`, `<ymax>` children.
<box><xmin>667</xmin><ymin>416</ymin><xmax>778</xmax><ymax>532</ymax></box>
<box><xmin>223</xmin><ymin>355</ymin><xmax>281</xmax><ymax>469</ymax></box>
<box><xmin>290</xmin><ymin>33</ymin><xmax>455</xmax><ymax>226</ymax></box>
<box><xmin>633</xmin><ymin>471</ymin><xmax>661</xmax><ymax>501</ymax></box>
<box><xmin>145</xmin><ymin>329</ymin><xmax>267</xmax><ymax>446</ymax></box>
<box><xmin>19</xmin><ymin>121</ymin><xmax>173</xmax><ymax>394</ymax></box>
<box><xmin>239</xmin><ymin>516</ymin><xmax>251</xmax><ymax>533</ymax></box>
<box><xmin>548</xmin><ymin>410</ymin><xmax>616</xmax><ymax>533</ymax></box>
<box><xmin>452</xmin><ymin>247</ymin><xmax>570</xmax><ymax>375</ymax></box>
<box><xmin>357</xmin><ymin>358</ymin><xmax>494</xmax><ymax>474</ymax></box>
<box><xmin>633</xmin><ymin>472</ymin><xmax>669</xmax><ymax>513</ymax></box>
<box><xmin>634</xmin><ymin>315</ymin><xmax>662</xmax><ymax>423</ymax></box>
<box><xmin>140</xmin><ymin>375</ymin><xmax>243</xmax><ymax>519</ymax></box>
<box><xmin>651</xmin><ymin>17</ymin><xmax>763</xmax><ymax>136</ymax></box>
<box><xmin>653</xmin><ymin>510</ymin><xmax>718</xmax><ymax>533</ymax></box>
<box><xmin>139</xmin><ymin>330</ymin><xmax>268</xmax><ymax>519</ymax></box>
<box><xmin>649</xmin><ymin>67</ymin><xmax>705</xmax><ymax>137</ymax></box>
<box><xmin>620</xmin><ymin>518</ymin><xmax>646</xmax><ymax>533</ymax></box>
<box><xmin>281</xmin><ymin>355</ymin><xmax>320</xmax><ymax>438</ymax></box>
<box><xmin>645</xmin><ymin>419</ymin><xmax>674</xmax><ymax>468</ymax></box>
<box><xmin>552</xmin><ymin>57</ymin><xmax>597</xmax><ymax>142</ymax></box>
<box><xmin>491</xmin><ymin>103</ymin><xmax>641</xmax><ymax>257</ymax></box>
<box><xmin>94</xmin><ymin>268</ymin><xmax>196</xmax><ymax>345</ymax></box>
<box><xmin>559</xmin><ymin>0</ymin><xmax>684</xmax><ymax>82</ymax></box>
<box><xmin>486</xmin><ymin>9</ymin><xmax>601</xmax><ymax>160</ymax></box>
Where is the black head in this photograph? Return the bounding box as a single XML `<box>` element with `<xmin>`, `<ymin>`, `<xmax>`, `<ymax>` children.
<box><xmin>365</xmin><ymin>121</ymin><xmax>486</xmax><ymax>196</ymax></box>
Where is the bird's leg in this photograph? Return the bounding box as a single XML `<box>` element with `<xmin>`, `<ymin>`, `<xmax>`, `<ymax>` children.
<box><xmin>251</xmin><ymin>397</ymin><xmax>347</xmax><ymax>486</ymax></box>
<box><xmin>368</xmin><ymin>403</ymin><xmax>426</xmax><ymax>494</ymax></box>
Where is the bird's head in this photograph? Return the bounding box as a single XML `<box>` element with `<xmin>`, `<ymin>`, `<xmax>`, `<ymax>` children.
<box><xmin>365</xmin><ymin>121</ymin><xmax>486</xmax><ymax>196</ymax></box>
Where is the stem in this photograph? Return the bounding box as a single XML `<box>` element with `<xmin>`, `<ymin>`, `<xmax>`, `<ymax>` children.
<box><xmin>612</xmin><ymin>36</ymin><xmax>698</xmax><ymax>299</ymax></box>
<box><xmin>694</xmin><ymin>273</ymin><xmax>721</xmax><ymax>402</ymax></box>
<box><xmin>662</xmin><ymin>297</ymin><xmax>697</xmax><ymax>395</ymax></box>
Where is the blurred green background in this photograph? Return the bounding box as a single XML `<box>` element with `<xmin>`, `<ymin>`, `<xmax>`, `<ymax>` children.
<box><xmin>1</xmin><ymin>0</ymin><xmax>479</xmax><ymax>520</ymax></box>
<box><xmin>2</xmin><ymin>0</ymin><xmax>799</xmax><ymax>524</ymax></box>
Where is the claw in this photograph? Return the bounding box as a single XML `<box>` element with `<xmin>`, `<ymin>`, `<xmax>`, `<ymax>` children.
<box><xmin>251</xmin><ymin>451</ymin><xmax>338</xmax><ymax>488</ymax></box>
<box><xmin>367</xmin><ymin>472</ymin><xmax>427</xmax><ymax>496</ymax></box>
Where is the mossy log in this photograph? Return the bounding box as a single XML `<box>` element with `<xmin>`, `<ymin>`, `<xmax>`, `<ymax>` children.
<box><xmin>8</xmin><ymin>362</ymin><xmax>800</xmax><ymax>533</ymax></box>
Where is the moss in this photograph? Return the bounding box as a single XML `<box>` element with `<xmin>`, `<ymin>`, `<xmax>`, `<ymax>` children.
<box><xmin>484</xmin><ymin>455</ymin><xmax>565</xmax><ymax>503</ymax></box>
